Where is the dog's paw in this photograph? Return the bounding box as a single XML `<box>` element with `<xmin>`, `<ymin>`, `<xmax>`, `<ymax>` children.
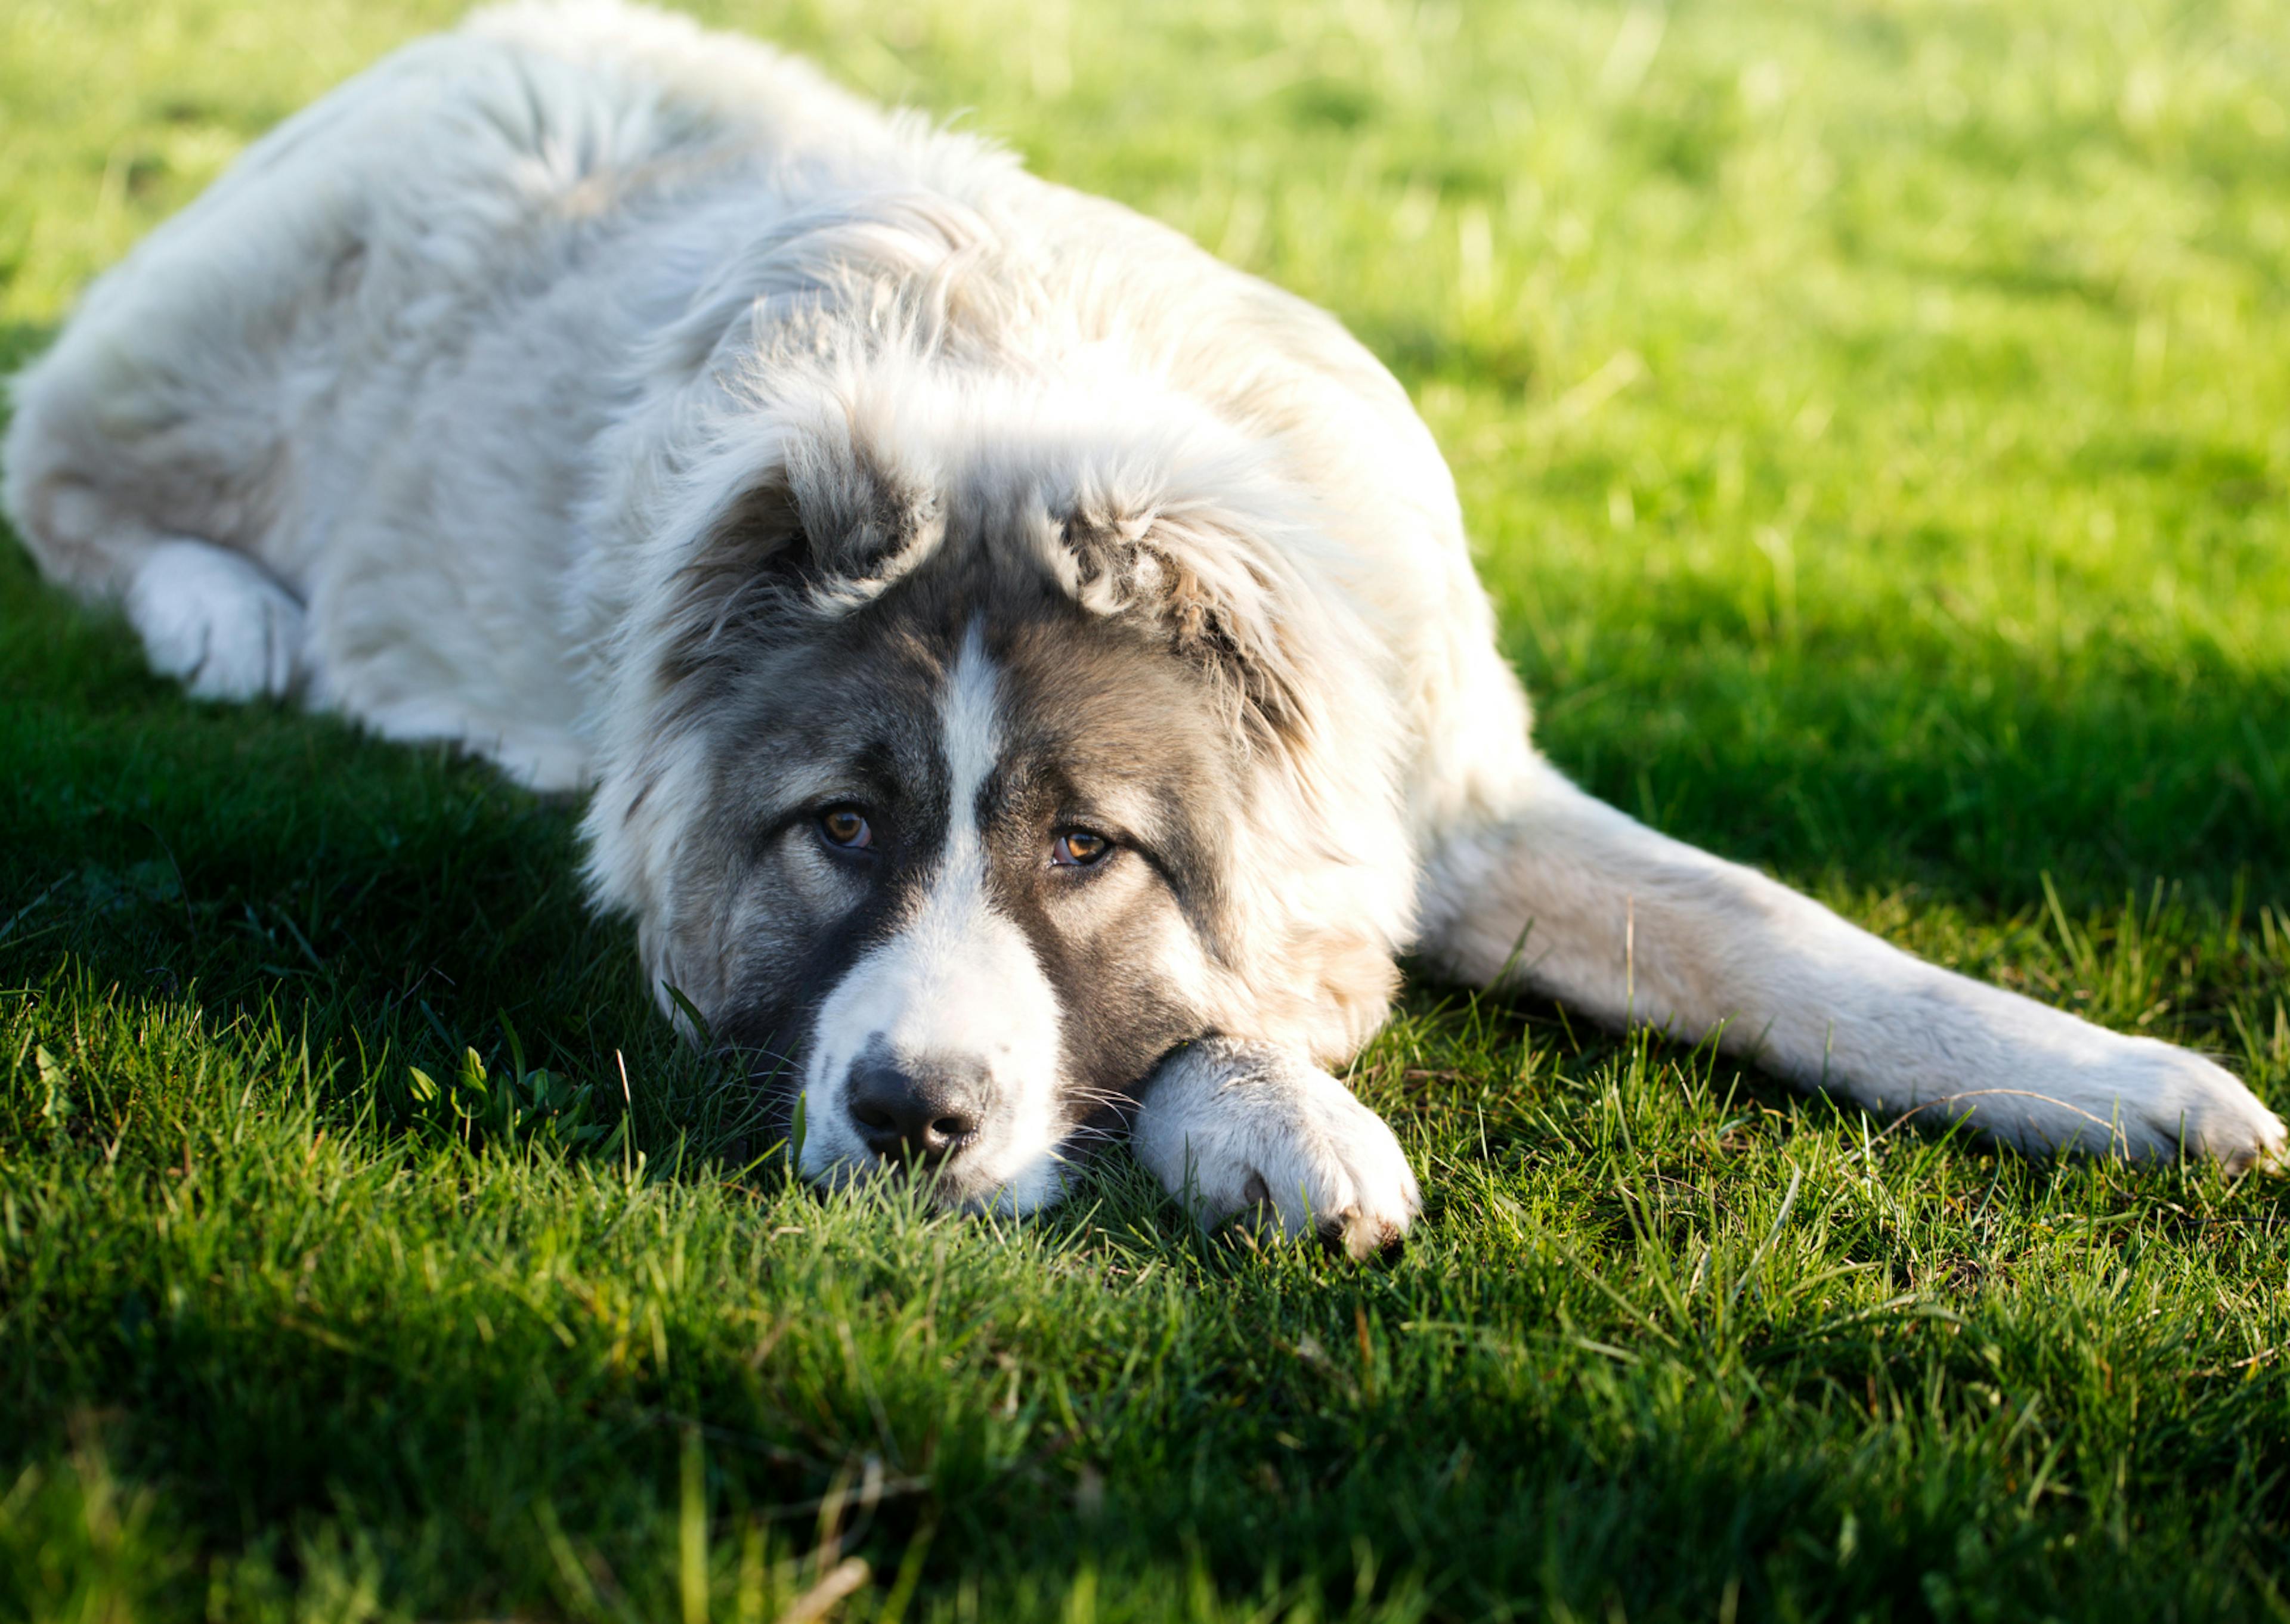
<box><xmin>1941</xmin><ymin>1027</ymin><xmax>2286</xmax><ymax>1172</ymax></box>
<box><xmin>125</xmin><ymin>539</ymin><xmax>305</xmax><ymax>701</ymax></box>
<box><xmin>2083</xmin><ymin>1039</ymin><xmax>2285</xmax><ymax>1172</ymax></box>
<box><xmin>1131</xmin><ymin>1038</ymin><xmax>1421</xmax><ymax>1260</ymax></box>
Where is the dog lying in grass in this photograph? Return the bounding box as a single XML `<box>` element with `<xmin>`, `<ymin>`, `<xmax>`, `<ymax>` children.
<box><xmin>7</xmin><ymin>0</ymin><xmax>2280</xmax><ymax>1255</ymax></box>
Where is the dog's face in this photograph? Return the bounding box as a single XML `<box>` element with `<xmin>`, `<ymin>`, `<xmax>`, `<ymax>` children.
<box><xmin>691</xmin><ymin>570</ymin><xmax>1243</xmax><ymax>1210</ymax></box>
<box><xmin>581</xmin><ymin>398</ymin><xmax>1415</xmax><ymax>1213</ymax></box>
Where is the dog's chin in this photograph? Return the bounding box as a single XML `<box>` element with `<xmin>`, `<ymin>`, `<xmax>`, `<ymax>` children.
<box><xmin>805</xmin><ymin>1139</ymin><xmax>1090</xmax><ymax>1216</ymax></box>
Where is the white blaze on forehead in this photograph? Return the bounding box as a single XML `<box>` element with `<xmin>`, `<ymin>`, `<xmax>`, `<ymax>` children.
<box><xmin>799</xmin><ymin>624</ymin><xmax>1071</xmax><ymax>1210</ymax></box>
<box><xmin>939</xmin><ymin>620</ymin><xmax>1001</xmax><ymax>830</ymax></box>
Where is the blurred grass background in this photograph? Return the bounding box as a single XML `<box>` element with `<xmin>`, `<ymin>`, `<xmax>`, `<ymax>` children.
<box><xmin>5</xmin><ymin>0</ymin><xmax>2290</xmax><ymax>1619</ymax></box>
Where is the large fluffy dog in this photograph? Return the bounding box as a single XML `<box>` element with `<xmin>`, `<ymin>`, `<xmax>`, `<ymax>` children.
<box><xmin>8</xmin><ymin>2</ymin><xmax>2280</xmax><ymax>1253</ymax></box>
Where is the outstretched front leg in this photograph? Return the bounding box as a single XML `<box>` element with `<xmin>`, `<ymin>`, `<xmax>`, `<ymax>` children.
<box><xmin>1416</xmin><ymin>757</ymin><xmax>2285</xmax><ymax>1169</ymax></box>
<box><xmin>1131</xmin><ymin>1039</ymin><xmax>1422</xmax><ymax>1259</ymax></box>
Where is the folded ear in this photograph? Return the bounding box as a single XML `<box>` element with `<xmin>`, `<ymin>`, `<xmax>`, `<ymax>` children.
<box><xmin>781</xmin><ymin>431</ymin><xmax>945</xmax><ymax>584</ymax></box>
<box><xmin>1057</xmin><ymin>500</ymin><xmax>1323</xmax><ymax>754</ymax></box>
<box><xmin>660</xmin><ymin>442</ymin><xmax>944</xmax><ymax>683</ymax></box>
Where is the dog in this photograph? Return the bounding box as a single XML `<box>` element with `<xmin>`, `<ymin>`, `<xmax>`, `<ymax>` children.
<box><xmin>8</xmin><ymin>1</ymin><xmax>2281</xmax><ymax>1256</ymax></box>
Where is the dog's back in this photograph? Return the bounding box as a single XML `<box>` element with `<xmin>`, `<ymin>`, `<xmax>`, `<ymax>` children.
<box><xmin>4</xmin><ymin>0</ymin><xmax>1531</xmax><ymax>814</ymax></box>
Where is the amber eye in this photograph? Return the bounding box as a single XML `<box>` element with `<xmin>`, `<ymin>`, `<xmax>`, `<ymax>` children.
<box><xmin>818</xmin><ymin>807</ymin><xmax>874</xmax><ymax>851</ymax></box>
<box><xmin>1052</xmin><ymin>829</ymin><xmax>1111</xmax><ymax>867</ymax></box>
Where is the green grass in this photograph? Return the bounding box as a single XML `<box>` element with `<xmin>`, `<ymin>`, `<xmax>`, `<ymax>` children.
<box><xmin>6</xmin><ymin>0</ymin><xmax>2290</xmax><ymax>1618</ymax></box>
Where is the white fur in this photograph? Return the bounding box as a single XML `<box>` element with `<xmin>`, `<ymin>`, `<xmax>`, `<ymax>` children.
<box><xmin>1133</xmin><ymin>1039</ymin><xmax>1422</xmax><ymax>1260</ymax></box>
<box><xmin>796</xmin><ymin>627</ymin><xmax>1072</xmax><ymax>1210</ymax></box>
<box><xmin>125</xmin><ymin>539</ymin><xmax>305</xmax><ymax>701</ymax></box>
<box><xmin>5</xmin><ymin>2</ymin><xmax>2279</xmax><ymax>1241</ymax></box>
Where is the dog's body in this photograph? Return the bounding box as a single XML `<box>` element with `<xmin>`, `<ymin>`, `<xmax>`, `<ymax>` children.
<box><xmin>8</xmin><ymin>2</ymin><xmax>2280</xmax><ymax>1248</ymax></box>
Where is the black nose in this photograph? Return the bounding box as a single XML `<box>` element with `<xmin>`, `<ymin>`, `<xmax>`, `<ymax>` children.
<box><xmin>846</xmin><ymin>1050</ymin><xmax>986</xmax><ymax>1166</ymax></box>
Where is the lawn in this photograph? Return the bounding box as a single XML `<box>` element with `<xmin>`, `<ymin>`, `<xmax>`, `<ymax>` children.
<box><xmin>5</xmin><ymin>0</ymin><xmax>2290</xmax><ymax>1618</ymax></box>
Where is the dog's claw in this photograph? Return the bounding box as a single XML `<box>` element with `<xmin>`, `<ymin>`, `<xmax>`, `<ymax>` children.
<box><xmin>1319</xmin><ymin>1211</ymin><xmax>1407</xmax><ymax>1264</ymax></box>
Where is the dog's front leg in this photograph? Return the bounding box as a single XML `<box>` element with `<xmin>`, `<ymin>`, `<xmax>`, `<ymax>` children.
<box><xmin>1418</xmin><ymin>756</ymin><xmax>2285</xmax><ymax>1168</ymax></box>
<box><xmin>1130</xmin><ymin>1038</ymin><xmax>1421</xmax><ymax>1259</ymax></box>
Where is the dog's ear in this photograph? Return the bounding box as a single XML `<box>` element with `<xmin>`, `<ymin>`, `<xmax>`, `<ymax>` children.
<box><xmin>691</xmin><ymin>473</ymin><xmax>808</xmax><ymax>588</ymax></box>
<box><xmin>705</xmin><ymin>448</ymin><xmax>942</xmax><ymax>593</ymax></box>
<box><xmin>653</xmin><ymin>475</ymin><xmax>808</xmax><ymax>690</ymax></box>
<box><xmin>664</xmin><ymin>447</ymin><xmax>943</xmax><ymax>671</ymax></box>
<box><xmin>1057</xmin><ymin>503</ymin><xmax>1320</xmax><ymax>752</ymax></box>
<box><xmin>778</xmin><ymin>433</ymin><xmax>945</xmax><ymax>585</ymax></box>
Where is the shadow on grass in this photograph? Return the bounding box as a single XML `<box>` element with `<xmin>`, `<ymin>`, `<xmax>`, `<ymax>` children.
<box><xmin>1519</xmin><ymin>600</ymin><xmax>2290</xmax><ymax>915</ymax></box>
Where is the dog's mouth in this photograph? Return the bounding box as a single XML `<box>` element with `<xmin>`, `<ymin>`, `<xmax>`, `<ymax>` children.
<box><xmin>799</xmin><ymin>1135</ymin><xmax>1100</xmax><ymax>1216</ymax></box>
<box><xmin>767</xmin><ymin>1068</ymin><xmax>1129</xmax><ymax>1216</ymax></box>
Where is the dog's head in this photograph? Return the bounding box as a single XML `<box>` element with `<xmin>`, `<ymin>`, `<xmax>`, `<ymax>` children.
<box><xmin>580</xmin><ymin>368</ymin><xmax>1412</xmax><ymax>1210</ymax></box>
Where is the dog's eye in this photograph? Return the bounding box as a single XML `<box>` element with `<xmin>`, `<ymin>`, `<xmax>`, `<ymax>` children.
<box><xmin>818</xmin><ymin>807</ymin><xmax>874</xmax><ymax>851</ymax></box>
<box><xmin>1051</xmin><ymin>829</ymin><xmax>1111</xmax><ymax>867</ymax></box>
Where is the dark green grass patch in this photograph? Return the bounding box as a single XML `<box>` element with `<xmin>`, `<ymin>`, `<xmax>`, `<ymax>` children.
<box><xmin>7</xmin><ymin>0</ymin><xmax>2290</xmax><ymax>1619</ymax></box>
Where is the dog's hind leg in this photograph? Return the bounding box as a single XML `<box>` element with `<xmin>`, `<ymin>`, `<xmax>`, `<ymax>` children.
<box><xmin>5</xmin><ymin>303</ymin><xmax>311</xmax><ymax>701</ymax></box>
<box><xmin>1</xmin><ymin>187</ymin><xmax>321</xmax><ymax>609</ymax></box>
<box><xmin>1</xmin><ymin>164</ymin><xmax>324</xmax><ymax>705</ymax></box>
<box><xmin>1415</xmin><ymin>755</ymin><xmax>2286</xmax><ymax>1169</ymax></box>
<box><xmin>122</xmin><ymin>540</ymin><xmax>305</xmax><ymax>701</ymax></box>
<box><xmin>3</xmin><ymin>365</ymin><xmax>308</xmax><ymax>701</ymax></box>
<box><xmin>0</xmin><ymin>38</ymin><xmax>407</xmax><ymax>676</ymax></box>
